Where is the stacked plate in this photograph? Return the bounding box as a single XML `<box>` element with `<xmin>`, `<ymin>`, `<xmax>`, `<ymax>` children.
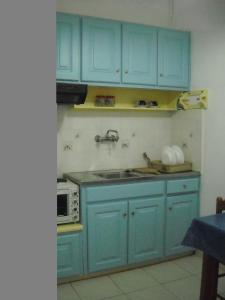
<box><xmin>161</xmin><ymin>145</ymin><xmax>184</xmax><ymax>165</ymax></box>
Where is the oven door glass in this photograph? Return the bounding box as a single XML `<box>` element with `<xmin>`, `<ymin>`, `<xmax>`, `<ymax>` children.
<box><xmin>57</xmin><ymin>194</ymin><xmax>68</xmax><ymax>217</ymax></box>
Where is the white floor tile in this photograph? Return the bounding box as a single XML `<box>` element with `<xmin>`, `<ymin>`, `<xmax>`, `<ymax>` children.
<box><xmin>142</xmin><ymin>260</ymin><xmax>190</xmax><ymax>283</ymax></box>
<box><xmin>57</xmin><ymin>284</ymin><xmax>80</xmax><ymax>300</ymax></box>
<box><xmin>72</xmin><ymin>276</ymin><xmax>122</xmax><ymax>300</ymax></box>
<box><xmin>127</xmin><ymin>285</ymin><xmax>179</xmax><ymax>300</ymax></box>
<box><xmin>164</xmin><ymin>276</ymin><xmax>201</xmax><ymax>300</ymax></box>
<box><xmin>174</xmin><ymin>254</ymin><xmax>202</xmax><ymax>274</ymax></box>
<box><xmin>110</xmin><ymin>268</ymin><xmax>158</xmax><ymax>293</ymax></box>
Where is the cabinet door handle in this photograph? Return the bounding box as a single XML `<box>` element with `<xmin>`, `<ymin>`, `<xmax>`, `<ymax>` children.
<box><xmin>125</xmin><ymin>70</ymin><xmax>128</xmax><ymax>74</ymax></box>
<box><xmin>168</xmin><ymin>207</ymin><xmax>172</xmax><ymax>211</ymax></box>
<box><xmin>116</xmin><ymin>69</ymin><xmax>120</xmax><ymax>73</ymax></box>
<box><xmin>123</xmin><ymin>213</ymin><xmax>127</xmax><ymax>218</ymax></box>
<box><xmin>131</xmin><ymin>212</ymin><xmax>135</xmax><ymax>216</ymax></box>
<box><xmin>160</xmin><ymin>73</ymin><xmax>163</xmax><ymax>77</ymax></box>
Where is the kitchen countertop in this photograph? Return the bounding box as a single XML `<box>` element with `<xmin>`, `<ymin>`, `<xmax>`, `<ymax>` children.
<box><xmin>57</xmin><ymin>223</ymin><xmax>83</xmax><ymax>234</ymax></box>
<box><xmin>64</xmin><ymin>169</ymin><xmax>201</xmax><ymax>186</ymax></box>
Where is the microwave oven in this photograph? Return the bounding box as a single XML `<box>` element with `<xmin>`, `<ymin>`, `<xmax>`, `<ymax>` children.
<box><xmin>57</xmin><ymin>178</ymin><xmax>79</xmax><ymax>225</ymax></box>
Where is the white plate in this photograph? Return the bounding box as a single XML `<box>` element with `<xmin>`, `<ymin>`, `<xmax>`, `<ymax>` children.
<box><xmin>161</xmin><ymin>146</ymin><xmax>177</xmax><ymax>165</ymax></box>
<box><xmin>171</xmin><ymin>145</ymin><xmax>184</xmax><ymax>164</ymax></box>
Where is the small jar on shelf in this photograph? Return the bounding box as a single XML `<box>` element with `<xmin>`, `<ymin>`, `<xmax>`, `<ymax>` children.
<box><xmin>105</xmin><ymin>95</ymin><xmax>115</xmax><ymax>107</ymax></box>
<box><xmin>95</xmin><ymin>95</ymin><xmax>106</xmax><ymax>106</ymax></box>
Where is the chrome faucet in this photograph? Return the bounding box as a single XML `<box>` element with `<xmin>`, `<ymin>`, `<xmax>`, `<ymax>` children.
<box><xmin>95</xmin><ymin>130</ymin><xmax>119</xmax><ymax>143</ymax></box>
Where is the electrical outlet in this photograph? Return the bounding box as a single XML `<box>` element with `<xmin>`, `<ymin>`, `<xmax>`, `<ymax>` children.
<box><xmin>63</xmin><ymin>141</ymin><xmax>73</xmax><ymax>151</ymax></box>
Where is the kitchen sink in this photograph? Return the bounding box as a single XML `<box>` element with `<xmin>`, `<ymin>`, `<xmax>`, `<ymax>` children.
<box><xmin>94</xmin><ymin>171</ymin><xmax>140</xmax><ymax>180</ymax></box>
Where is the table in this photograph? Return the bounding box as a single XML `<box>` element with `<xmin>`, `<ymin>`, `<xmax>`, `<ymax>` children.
<box><xmin>182</xmin><ymin>213</ymin><xmax>225</xmax><ymax>300</ymax></box>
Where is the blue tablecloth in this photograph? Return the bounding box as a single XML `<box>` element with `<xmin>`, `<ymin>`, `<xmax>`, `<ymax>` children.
<box><xmin>182</xmin><ymin>214</ymin><xmax>225</xmax><ymax>264</ymax></box>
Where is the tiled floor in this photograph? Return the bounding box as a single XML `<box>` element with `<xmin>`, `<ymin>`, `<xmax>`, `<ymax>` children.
<box><xmin>58</xmin><ymin>254</ymin><xmax>225</xmax><ymax>300</ymax></box>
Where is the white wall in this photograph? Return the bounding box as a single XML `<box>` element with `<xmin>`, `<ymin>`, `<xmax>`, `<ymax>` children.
<box><xmin>191</xmin><ymin>29</ymin><xmax>225</xmax><ymax>215</ymax></box>
<box><xmin>57</xmin><ymin>0</ymin><xmax>225</xmax><ymax>215</ymax></box>
<box><xmin>56</xmin><ymin>0</ymin><xmax>173</xmax><ymax>28</ymax></box>
<box><xmin>174</xmin><ymin>0</ymin><xmax>225</xmax><ymax>215</ymax></box>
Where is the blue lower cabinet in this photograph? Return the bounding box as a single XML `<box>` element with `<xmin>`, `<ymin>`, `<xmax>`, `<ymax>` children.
<box><xmin>57</xmin><ymin>232</ymin><xmax>83</xmax><ymax>278</ymax></box>
<box><xmin>165</xmin><ymin>193</ymin><xmax>198</xmax><ymax>256</ymax></box>
<box><xmin>87</xmin><ymin>201</ymin><xmax>128</xmax><ymax>273</ymax></box>
<box><xmin>79</xmin><ymin>177</ymin><xmax>200</xmax><ymax>276</ymax></box>
<box><xmin>129</xmin><ymin>197</ymin><xmax>164</xmax><ymax>263</ymax></box>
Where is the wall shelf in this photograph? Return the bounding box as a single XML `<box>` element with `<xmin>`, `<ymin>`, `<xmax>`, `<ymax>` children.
<box><xmin>74</xmin><ymin>105</ymin><xmax>177</xmax><ymax>112</ymax></box>
<box><xmin>73</xmin><ymin>86</ymin><xmax>180</xmax><ymax>112</ymax></box>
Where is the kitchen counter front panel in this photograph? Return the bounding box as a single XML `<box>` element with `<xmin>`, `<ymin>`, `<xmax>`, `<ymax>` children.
<box><xmin>85</xmin><ymin>181</ymin><xmax>164</xmax><ymax>203</ymax></box>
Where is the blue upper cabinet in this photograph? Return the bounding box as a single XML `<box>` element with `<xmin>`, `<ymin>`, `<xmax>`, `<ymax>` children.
<box><xmin>158</xmin><ymin>29</ymin><xmax>190</xmax><ymax>88</ymax></box>
<box><xmin>56</xmin><ymin>13</ymin><xmax>191</xmax><ymax>89</ymax></box>
<box><xmin>122</xmin><ymin>24</ymin><xmax>157</xmax><ymax>85</ymax></box>
<box><xmin>56</xmin><ymin>13</ymin><xmax>80</xmax><ymax>81</ymax></box>
<box><xmin>128</xmin><ymin>197</ymin><xmax>164</xmax><ymax>263</ymax></box>
<box><xmin>82</xmin><ymin>17</ymin><xmax>121</xmax><ymax>83</ymax></box>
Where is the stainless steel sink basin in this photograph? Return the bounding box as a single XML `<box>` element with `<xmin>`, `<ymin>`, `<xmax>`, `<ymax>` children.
<box><xmin>94</xmin><ymin>171</ymin><xmax>140</xmax><ymax>180</ymax></box>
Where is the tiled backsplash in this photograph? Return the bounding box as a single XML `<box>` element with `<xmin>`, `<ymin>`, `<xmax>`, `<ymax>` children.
<box><xmin>57</xmin><ymin>105</ymin><xmax>172</xmax><ymax>176</ymax></box>
<box><xmin>57</xmin><ymin>106</ymin><xmax>202</xmax><ymax>177</ymax></box>
<box><xmin>171</xmin><ymin>110</ymin><xmax>202</xmax><ymax>171</ymax></box>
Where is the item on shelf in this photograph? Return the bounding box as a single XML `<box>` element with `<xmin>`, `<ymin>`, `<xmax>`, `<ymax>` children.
<box><xmin>134</xmin><ymin>100</ymin><xmax>159</xmax><ymax>108</ymax></box>
<box><xmin>135</xmin><ymin>100</ymin><xmax>147</xmax><ymax>107</ymax></box>
<box><xmin>95</xmin><ymin>95</ymin><xmax>115</xmax><ymax>107</ymax></box>
<box><xmin>95</xmin><ymin>95</ymin><xmax>106</xmax><ymax>106</ymax></box>
<box><xmin>147</xmin><ymin>100</ymin><xmax>158</xmax><ymax>107</ymax></box>
<box><xmin>105</xmin><ymin>95</ymin><xmax>115</xmax><ymax>107</ymax></box>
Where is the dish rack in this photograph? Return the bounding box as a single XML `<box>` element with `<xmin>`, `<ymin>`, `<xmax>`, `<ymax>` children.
<box><xmin>151</xmin><ymin>160</ymin><xmax>192</xmax><ymax>173</ymax></box>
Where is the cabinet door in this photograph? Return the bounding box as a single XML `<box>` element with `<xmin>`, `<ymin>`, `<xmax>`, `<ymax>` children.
<box><xmin>129</xmin><ymin>197</ymin><xmax>164</xmax><ymax>263</ymax></box>
<box><xmin>87</xmin><ymin>201</ymin><xmax>127</xmax><ymax>272</ymax></box>
<box><xmin>122</xmin><ymin>24</ymin><xmax>157</xmax><ymax>85</ymax></box>
<box><xmin>82</xmin><ymin>17</ymin><xmax>121</xmax><ymax>83</ymax></box>
<box><xmin>57</xmin><ymin>232</ymin><xmax>83</xmax><ymax>278</ymax></box>
<box><xmin>165</xmin><ymin>193</ymin><xmax>198</xmax><ymax>256</ymax></box>
<box><xmin>158</xmin><ymin>29</ymin><xmax>190</xmax><ymax>88</ymax></box>
<box><xmin>56</xmin><ymin>13</ymin><xmax>80</xmax><ymax>81</ymax></box>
